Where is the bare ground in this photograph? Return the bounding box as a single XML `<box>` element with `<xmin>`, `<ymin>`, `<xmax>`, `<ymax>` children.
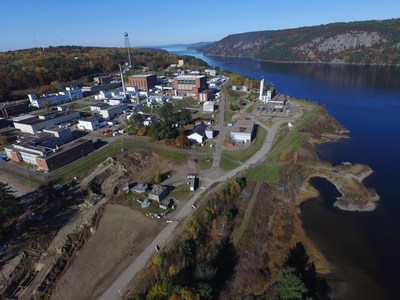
<box><xmin>0</xmin><ymin>173</ymin><xmax>35</xmax><ymax>197</ymax></box>
<box><xmin>51</xmin><ymin>204</ymin><xmax>163</xmax><ymax>300</ymax></box>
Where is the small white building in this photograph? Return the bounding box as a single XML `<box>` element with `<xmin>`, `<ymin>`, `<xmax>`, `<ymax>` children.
<box><xmin>203</xmin><ymin>101</ymin><xmax>215</xmax><ymax>113</ymax></box>
<box><xmin>230</xmin><ymin>119</ymin><xmax>255</xmax><ymax>143</ymax></box>
<box><xmin>187</xmin><ymin>123</ymin><xmax>213</xmax><ymax>144</ymax></box>
<box><xmin>78</xmin><ymin>115</ymin><xmax>104</xmax><ymax>131</ymax></box>
<box><xmin>205</xmin><ymin>69</ymin><xmax>217</xmax><ymax>76</ymax></box>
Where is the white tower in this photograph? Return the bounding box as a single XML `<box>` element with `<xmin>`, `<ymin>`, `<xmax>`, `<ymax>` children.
<box><xmin>259</xmin><ymin>78</ymin><xmax>264</xmax><ymax>102</ymax></box>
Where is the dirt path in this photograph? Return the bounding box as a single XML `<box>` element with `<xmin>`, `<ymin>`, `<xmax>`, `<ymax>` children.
<box><xmin>50</xmin><ymin>204</ymin><xmax>162</xmax><ymax>300</ymax></box>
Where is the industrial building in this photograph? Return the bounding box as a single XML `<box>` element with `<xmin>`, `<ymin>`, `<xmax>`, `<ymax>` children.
<box><xmin>77</xmin><ymin>115</ymin><xmax>107</xmax><ymax>131</ymax></box>
<box><xmin>173</xmin><ymin>75</ymin><xmax>208</xmax><ymax>98</ymax></box>
<box><xmin>12</xmin><ymin>111</ymin><xmax>80</xmax><ymax>134</ymax></box>
<box><xmin>99</xmin><ymin>104</ymin><xmax>128</xmax><ymax>119</ymax></box>
<box><xmin>4</xmin><ymin>128</ymin><xmax>94</xmax><ymax>171</ymax></box>
<box><xmin>128</xmin><ymin>74</ymin><xmax>157</xmax><ymax>91</ymax></box>
<box><xmin>28</xmin><ymin>87</ymin><xmax>83</xmax><ymax>108</ymax></box>
<box><xmin>0</xmin><ymin>101</ymin><xmax>29</xmax><ymax>117</ymax></box>
<box><xmin>230</xmin><ymin>119</ymin><xmax>255</xmax><ymax>143</ymax></box>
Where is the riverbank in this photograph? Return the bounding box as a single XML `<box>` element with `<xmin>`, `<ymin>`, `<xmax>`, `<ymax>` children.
<box><xmin>204</xmin><ymin>53</ymin><xmax>400</xmax><ymax>67</ymax></box>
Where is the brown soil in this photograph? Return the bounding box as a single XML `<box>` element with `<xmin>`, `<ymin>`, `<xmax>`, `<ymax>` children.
<box><xmin>51</xmin><ymin>204</ymin><xmax>163</xmax><ymax>300</ymax></box>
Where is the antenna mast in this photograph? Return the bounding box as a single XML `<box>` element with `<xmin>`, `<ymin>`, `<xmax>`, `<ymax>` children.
<box><xmin>124</xmin><ymin>32</ymin><xmax>132</xmax><ymax>68</ymax></box>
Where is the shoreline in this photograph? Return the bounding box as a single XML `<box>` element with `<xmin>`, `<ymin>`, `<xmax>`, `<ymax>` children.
<box><xmin>202</xmin><ymin>53</ymin><xmax>400</xmax><ymax>67</ymax></box>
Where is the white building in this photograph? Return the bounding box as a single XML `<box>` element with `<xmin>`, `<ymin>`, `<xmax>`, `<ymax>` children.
<box><xmin>99</xmin><ymin>103</ymin><xmax>128</xmax><ymax>119</ymax></box>
<box><xmin>78</xmin><ymin>115</ymin><xmax>105</xmax><ymax>131</ymax></box>
<box><xmin>147</xmin><ymin>95</ymin><xmax>167</xmax><ymax>107</ymax></box>
<box><xmin>28</xmin><ymin>87</ymin><xmax>83</xmax><ymax>108</ymax></box>
<box><xmin>13</xmin><ymin>111</ymin><xmax>80</xmax><ymax>135</ymax></box>
<box><xmin>205</xmin><ymin>69</ymin><xmax>217</xmax><ymax>76</ymax></box>
<box><xmin>203</xmin><ymin>101</ymin><xmax>215</xmax><ymax>113</ymax></box>
<box><xmin>187</xmin><ymin>123</ymin><xmax>213</xmax><ymax>144</ymax></box>
<box><xmin>230</xmin><ymin>119</ymin><xmax>255</xmax><ymax>143</ymax></box>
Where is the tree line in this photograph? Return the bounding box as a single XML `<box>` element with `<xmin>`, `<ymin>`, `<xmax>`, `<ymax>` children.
<box><xmin>0</xmin><ymin>46</ymin><xmax>207</xmax><ymax>101</ymax></box>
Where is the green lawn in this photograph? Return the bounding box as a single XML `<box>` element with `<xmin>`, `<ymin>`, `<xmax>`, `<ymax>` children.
<box><xmin>245</xmin><ymin>162</ymin><xmax>283</xmax><ymax>184</ymax></box>
<box><xmin>219</xmin><ymin>155</ymin><xmax>241</xmax><ymax>171</ymax></box>
<box><xmin>169</xmin><ymin>184</ymin><xmax>191</xmax><ymax>201</ymax></box>
<box><xmin>196</xmin><ymin>156</ymin><xmax>213</xmax><ymax>170</ymax></box>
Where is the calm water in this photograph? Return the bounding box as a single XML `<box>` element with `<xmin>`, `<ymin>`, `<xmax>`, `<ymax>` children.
<box><xmin>166</xmin><ymin>47</ymin><xmax>400</xmax><ymax>299</ymax></box>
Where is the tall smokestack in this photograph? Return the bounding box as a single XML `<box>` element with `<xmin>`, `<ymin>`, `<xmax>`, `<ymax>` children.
<box><xmin>259</xmin><ymin>79</ymin><xmax>264</xmax><ymax>102</ymax></box>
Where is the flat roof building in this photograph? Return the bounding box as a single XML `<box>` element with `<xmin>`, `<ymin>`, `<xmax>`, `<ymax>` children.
<box><xmin>230</xmin><ymin>119</ymin><xmax>255</xmax><ymax>144</ymax></box>
<box><xmin>0</xmin><ymin>100</ymin><xmax>29</xmax><ymax>117</ymax></box>
<box><xmin>13</xmin><ymin>111</ymin><xmax>80</xmax><ymax>134</ymax></box>
<box><xmin>173</xmin><ymin>75</ymin><xmax>208</xmax><ymax>98</ymax></box>
<box><xmin>28</xmin><ymin>87</ymin><xmax>83</xmax><ymax>108</ymax></box>
<box><xmin>99</xmin><ymin>104</ymin><xmax>128</xmax><ymax>119</ymax></box>
<box><xmin>128</xmin><ymin>74</ymin><xmax>157</xmax><ymax>91</ymax></box>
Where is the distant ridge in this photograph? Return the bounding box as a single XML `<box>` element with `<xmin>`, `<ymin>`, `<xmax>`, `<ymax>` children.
<box><xmin>204</xmin><ymin>19</ymin><xmax>400</xmax><ymax>65</ymax></box>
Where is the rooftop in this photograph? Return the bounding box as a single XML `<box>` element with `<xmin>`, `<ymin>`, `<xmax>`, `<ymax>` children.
<box><xmin>175</xmin><ymin>75</ymin><xmax>206</xmax><ymax>79</ymax></box>
<box><xmin>231</xmin><ymin>119</ymin><xmax>255</xmax><ymax>134</ymax></box>
<box><xmin>150</xmin><ymin>184</ymin><xmax>168</xmax><ymax>196</ymax></box>
<box><xmin>14</xmin><ymin>111</ymin><xmax>79</xmax><ymax>125</ymax></box>
<box><xmin>129</xmin><ymin>74</ymin><xmax>156</xmax><ymax>78</ymax></box>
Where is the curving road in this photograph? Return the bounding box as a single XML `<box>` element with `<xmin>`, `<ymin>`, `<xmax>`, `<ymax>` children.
<box><xmin>99</xmin><ymin>105</ymin><xmax>300</xmax><ymax>300</ymax></box>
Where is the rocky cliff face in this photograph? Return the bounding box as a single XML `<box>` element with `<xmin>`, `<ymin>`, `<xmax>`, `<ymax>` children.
<box><xmin>204</xmin><ymin>19</ymin><xmax>400</xmax><ymax>65</ymax></box>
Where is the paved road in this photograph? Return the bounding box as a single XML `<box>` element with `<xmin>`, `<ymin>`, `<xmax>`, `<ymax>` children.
<box><xmin>211</xmin><ymin>92</ymin><xmax>227</xmax><ymax>169</ymax></box>
<box><xmin>99</xmin><ymin>108</ymin><xmax>300</xmax><ymax>300</ymax></box>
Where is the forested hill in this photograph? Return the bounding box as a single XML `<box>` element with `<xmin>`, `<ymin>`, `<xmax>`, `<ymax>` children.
<box><xmin>0</xmin><ymin>46</ymin><xmax>206</xmax><ymax>101</ymax></box>
<box><xmin>204</xmin><ymin>18</ymin><xmax>400</xmax><ymax>65</ymax></box>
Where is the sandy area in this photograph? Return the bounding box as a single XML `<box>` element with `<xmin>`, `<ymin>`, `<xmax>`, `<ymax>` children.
<box><xmin>50</xmin><ymin>204</ymin><xmax>163</xmax><ymax>300</ymax></box>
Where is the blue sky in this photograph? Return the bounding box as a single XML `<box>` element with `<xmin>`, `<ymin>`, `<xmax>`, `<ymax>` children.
<box><xmin>0</xmin><ymin>0</ymin><xmax>399</xmax><ymax>51</ymax></box>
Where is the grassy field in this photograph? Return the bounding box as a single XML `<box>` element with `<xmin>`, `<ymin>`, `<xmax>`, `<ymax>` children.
<box><xmin>222</xmin><ymin>125</ymin><xmax>266</xmax><ymax>162</ymax></box>
<box><xmin>245</xmin><ymin>162</ymin><xmax>283</xmax><ymax>184</ymax></box>
<box><xmin>196</xmin><ymin>156</ymin><xmax>213</xmax><ymax>170</ymax></box>
<box><xmin>219</xmin><ymin>155</ymin><xmax>241</xmax><ymax>171</ymax></box>
<box><xmin>169</xmin><ymin>183</ymin><xmax>191</xmax><ymax>200</ymax></box>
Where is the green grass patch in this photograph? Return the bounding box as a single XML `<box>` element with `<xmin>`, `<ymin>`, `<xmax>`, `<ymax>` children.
<box><xmin>245</xmin><ymin>162</ymin><xmax>283</xmax><ymax>184</ymax></box>
<box><xmin>219</xmin><ymin>155</ymin><xmax>241</xmax><ymax>171</ymax></box>
<box><xmin>245</xmin><ymin>105</ymin><xmax>255</xmax><ymax>113</ymax></box>
<box><xmin>196</xmin><ymin>156</ymin><xmax>213</xmax><ymax>170</ymax></box>
<box><xmin>222</xmin><ymin>126</ymin><xmax>267</xmax><ymax>162</ymax></box>
<box><xmin>169</xmin><ymin>184</ymin><xmax>191</xmax><ymax>200</ymax></box>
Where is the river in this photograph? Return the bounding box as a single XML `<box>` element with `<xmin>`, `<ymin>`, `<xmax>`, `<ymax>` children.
<box><xmin>164</xmin><ymin>47</ymin><xmax>400</xmax><ymax>299</ymax></box>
